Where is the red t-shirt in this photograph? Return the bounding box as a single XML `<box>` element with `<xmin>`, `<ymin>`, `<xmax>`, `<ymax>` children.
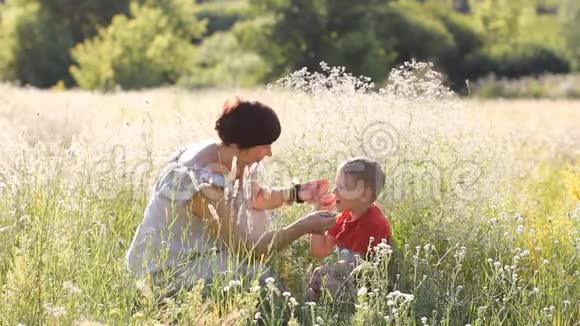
<box><xmin>327</xmin><ymin>204</ymin><xmax>392</xmax><ymax>255</ymax></box>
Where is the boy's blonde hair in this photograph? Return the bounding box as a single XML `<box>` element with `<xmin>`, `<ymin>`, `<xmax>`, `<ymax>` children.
<box><xmin>339</xmin><ymin>157</ymin><xmax>385</xmax><ymax>201</ymax></box>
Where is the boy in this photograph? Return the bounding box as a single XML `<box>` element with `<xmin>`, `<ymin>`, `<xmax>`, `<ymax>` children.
<box><xmin>307</xmin><ymin>157</ymin><xmax>392</xmax><ymax>300</ymax></box>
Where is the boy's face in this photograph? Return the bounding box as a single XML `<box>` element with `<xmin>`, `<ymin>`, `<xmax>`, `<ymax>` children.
<box><xmin>333</xmin><ymin>169</ymin><xmax>370</xmax><ymax>212</ymax></box>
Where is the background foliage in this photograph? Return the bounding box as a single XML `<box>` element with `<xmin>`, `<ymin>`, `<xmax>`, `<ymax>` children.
<box><xmin>0</xmin><ymin>0</ymin><xmax>578</xmax><ymax>94</ymax></box>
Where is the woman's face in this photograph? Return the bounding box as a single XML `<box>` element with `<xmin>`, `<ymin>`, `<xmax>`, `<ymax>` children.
<box><xmin>238</xmin><ymin>144</ymin><xmax>272</xmax><ymax>166</ymax></box>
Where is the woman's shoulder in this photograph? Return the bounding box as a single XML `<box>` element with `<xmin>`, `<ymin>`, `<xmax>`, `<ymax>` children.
<box><xmin>174</xmin><ymin>140</ymin><xmax>218</xmax><ymax>167</ymax></box>
<box><xmin>153</xmin><ymin>140</ymin><xmax>228</xmax><ymax>203</ymax></box>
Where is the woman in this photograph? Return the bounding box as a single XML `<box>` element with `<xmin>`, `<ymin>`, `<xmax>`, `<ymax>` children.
<box><xmin>126</xmin><ymin>97</ymin><xmax>336</xmax><ymax>297</ymax></box>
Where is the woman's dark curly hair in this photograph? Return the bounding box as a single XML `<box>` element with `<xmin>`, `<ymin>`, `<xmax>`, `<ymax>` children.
<box><xmin>215</xmin><ymin>97</ymin><xmax>281</xmax><ymax>149</ymax></box>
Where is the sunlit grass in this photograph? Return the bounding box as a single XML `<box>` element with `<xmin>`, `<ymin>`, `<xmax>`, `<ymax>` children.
<box><xmin>0</xmin><ymin>63</ymin><xmax>578</xmax><ymax>325</ymax></box>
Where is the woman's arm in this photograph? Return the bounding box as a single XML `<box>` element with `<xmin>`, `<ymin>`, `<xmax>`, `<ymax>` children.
<box><xmin>251</xmin><ymin>186</ymin><xmax>294</xmax><ymax>210</ymax></box>
<box><xmin>190</xmin><ymin>185</ymin><xmax>336</xmax><ymax>257</ymax></box>
<box><xmin>251</xmin><ymin>180</ymin><xmax>332</xmax><ymax>210</ymax></box>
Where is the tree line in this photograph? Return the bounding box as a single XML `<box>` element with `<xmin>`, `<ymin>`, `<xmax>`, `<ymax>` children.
<box><xmin>0</xmin><ymin>0</ymin><xmax>578</xmax><ymax>93</ymax></box>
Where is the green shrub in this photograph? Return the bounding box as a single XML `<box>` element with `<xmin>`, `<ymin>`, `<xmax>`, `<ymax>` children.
<box><xmin>0</xmin><ymin>1</ymin><xmax>74</xmax><ymax>87</ymax></box>
<box><xmin>490</xmin><ymin>43</ymin><xmax>571</xmax><ymax>77</ymax></box>
<box><xmin>377</xmin><ymin>3</ymin><xmax>455</xmax><ymax>65</ymax></box>
<box><xmin>429</xmin><ymin>5</ymin><xmax>486</xmax><ymax>89</ymax></box>
<box><xmin>560</xmin><ymin>0</ymin><xmax>580</xmax><ymax>70</ymax></box>
<box><xmin>196</xmin><ymin>1</ymin><xmax>251</xmax><ymax>39</ymax></box>
<box><xmin>463</xmin><ymin>43</ymin><xmax>571</xmax><ymax>90</ymax></box>
<box><xmin>472</xmin><ymin>74</ymin><xmax>580</xmax><ymax>99</ymax></box>
<box><xmin>178</xmin><ymin>28</ymin><xmax>268</xmax><ymax>88</ymax></box>
<box><xmin>0</xmin><ymin>0</ymin><xmax>130</xmax><ymax>88</ymax></box>
<box><xmin>70</xmin><ymin>1</ymin><xmax>205</xmax><ymax>91</ymax></box>
<box><xmin>246</xmin><ymin>0</ymin><xmax>399</xmax><ymax>84</ymax></box>
<box><xmin>374</xmin><ymin>2</ymin><xmax>486</xmax><ymax>90</ymax></box>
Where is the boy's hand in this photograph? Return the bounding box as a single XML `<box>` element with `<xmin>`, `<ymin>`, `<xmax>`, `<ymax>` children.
<box><xmin>299</xmin><ymin>180</ymin><xmax>331</xmax><ymax>204</ymax></box>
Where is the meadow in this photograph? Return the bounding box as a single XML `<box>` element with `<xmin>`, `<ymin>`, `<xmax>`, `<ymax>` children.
<box><xmin>0</xmin><ymin>63</ymin><xmax>578</xmax><ymax>325</ymax></box>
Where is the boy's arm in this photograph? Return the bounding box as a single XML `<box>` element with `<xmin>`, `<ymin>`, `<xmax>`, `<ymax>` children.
<box><xmin>310</xmin><ymin>233</ymin><xmax>337</xmax><ymax>257</ymax></box>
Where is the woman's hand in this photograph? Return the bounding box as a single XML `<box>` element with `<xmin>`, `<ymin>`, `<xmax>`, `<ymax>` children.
<box><xmin>299</xmin><ymin>210</ymin><xmax>337</xmax><ymax>234</ymax></box>
<box><xmin>317</xmin><ymin>193</ymin><xmax>336</xmax><ymax>210</ymax></box>
<box><xmin>299</xmin><ymin>180</ymin><xmax>332</xmax><ymax>203</ymax></box>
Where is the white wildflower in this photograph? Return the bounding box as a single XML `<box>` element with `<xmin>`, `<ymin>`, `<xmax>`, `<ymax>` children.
<box><xmin>282</xmin><ymin>291</ymin><xmax>291</xmax><ymax>297</ymax></box>
<box><xmin>521</xmin><ymin>250</ymin><xmax>530</xmax><ymax>257</ymax></box>
<box><xmin>132</xmin><ymin>312</ymin><xmax>144</xmax><ymax>320</ymax></box>
<box><xmin>421</xmin><ymin>316</ymin><xmax>428</xmax><ymax>325</ymax></box>
<box><xmin>19</xmin><ymin>215</ymin><xmax>32</xmax><ymax>224</ymax></box>
<box><xmin>75</xmin><ymin>319</ymin><xmax>106</xmax><ymax>326</ymax></box>
<box><xmin>136</xmin><ymin>280</ymin><xmax>152</xmax><ymax>298</ymax></box>
<box><xmin>62</xmin><ymin>281</ymin><xmax>81</xmax><ymax>295</ymax></box>
<box><xmin>44</xmin><ymin>303</ymin><xmax>66</xmax><ymax>318</ymax></box>
<box><xmin>357</xmin><ymin>286</ymin><xmax>368</xmax><ymax>297</ymax></box>
<box><xmin>0</xmin><ymin>226</ymin><xmax>13</xmax><ymax>233</ymax></box>
<box><xmin>250</xmin><ymin>285</ymin><xmax>261</xmax><ymax>292</ymax></box>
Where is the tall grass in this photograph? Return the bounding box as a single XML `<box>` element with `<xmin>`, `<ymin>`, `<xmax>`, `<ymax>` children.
<box><xmin>0</xmin><ymin>62</ymin><xmax>578</xmax><ymax>325</ymax></box>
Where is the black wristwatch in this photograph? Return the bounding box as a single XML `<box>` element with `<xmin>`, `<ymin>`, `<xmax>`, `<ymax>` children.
<box><xmin>294</xmin><ymin>183</ymin><xmax>304</xmax><ymax>204</ymax></box>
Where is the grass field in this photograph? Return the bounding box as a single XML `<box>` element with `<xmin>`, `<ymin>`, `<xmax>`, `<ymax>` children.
<box><xmin>0</xmin><ymin>64</ymin><xmax>578</xmax><ymax>325</ymax></box>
